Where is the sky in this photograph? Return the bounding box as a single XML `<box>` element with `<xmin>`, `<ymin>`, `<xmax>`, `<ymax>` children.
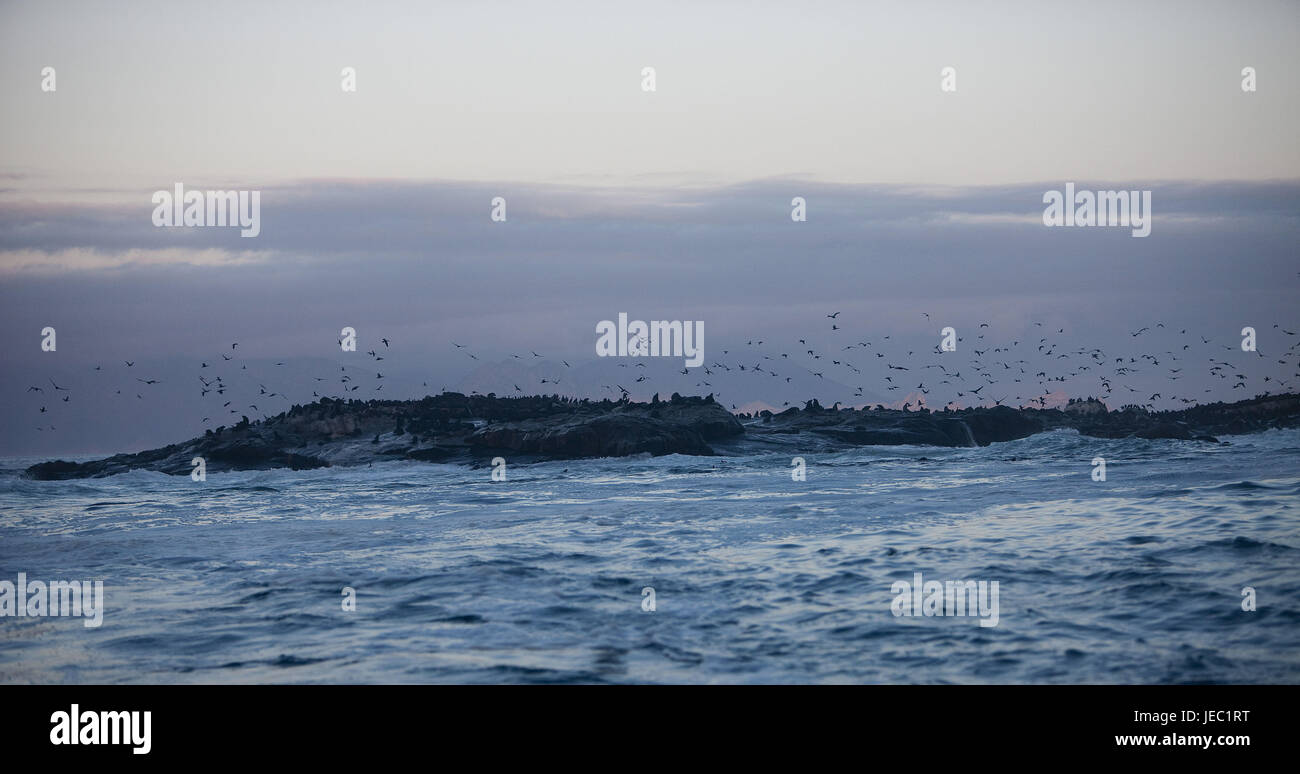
<box><xmin>0</xmin><ymin>0</ymin><xmax>1298</xmax><ymax>455</ymax></box>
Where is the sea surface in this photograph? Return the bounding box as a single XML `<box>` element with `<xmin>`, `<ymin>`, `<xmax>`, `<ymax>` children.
<box><xmin>1</xmin><ymin>428</ymin><xmax>1298</xmax><ymax>684</ymax></box>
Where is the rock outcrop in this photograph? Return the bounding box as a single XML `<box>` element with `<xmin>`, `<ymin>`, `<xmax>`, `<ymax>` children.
<box><xmin>22</xmin><ymin>392</ymin><xmax>1300</xmax><ymax>480</ymax></box>
<box><xmin>24</xmin><ymin>392</ymin><xmax>742</xmax><ymax>480</ymax></box>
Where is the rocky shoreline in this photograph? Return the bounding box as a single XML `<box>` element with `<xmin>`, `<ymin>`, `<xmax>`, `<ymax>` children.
<box><xmin>23</xmin><ymin>392</ymin><xmax>1300</xmax><ymax>480</ymax></box>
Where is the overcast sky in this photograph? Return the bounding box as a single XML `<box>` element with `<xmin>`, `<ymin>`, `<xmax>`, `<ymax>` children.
<box><xmin>1</xmin><ymin>1</ymin><xmax>1297</xmax><ymax>455</ymax></box>
<box><xmin>2</xmin><ymin>0</ymin><xmax>1297</xmax><ymax>192</ymax></box>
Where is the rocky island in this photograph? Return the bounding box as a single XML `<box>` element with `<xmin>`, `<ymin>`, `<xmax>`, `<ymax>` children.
<box><xmin>23</xmin><ymin>392</ymin><xmax>1300</xmax><ymax>480</ymax></box>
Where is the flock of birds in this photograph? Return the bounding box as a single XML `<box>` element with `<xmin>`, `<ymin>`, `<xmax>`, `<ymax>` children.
<box><xmin>23</xmin><ymin>314</ymin><xmax>1300</xmax><ymax>434</ymax></box>
<box><xmin>661</xmin><ymin>313</ymin><xmax>1300</xmax><ymax>413</ymax></box>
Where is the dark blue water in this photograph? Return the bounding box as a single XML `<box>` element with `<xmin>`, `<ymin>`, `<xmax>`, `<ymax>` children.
<box><xmin>2</xmin><ymin>427</ymin><xmax>1298</xmax><ymax>683</ymax></box>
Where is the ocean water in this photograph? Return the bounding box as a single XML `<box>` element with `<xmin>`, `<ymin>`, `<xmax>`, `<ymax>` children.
<box><xmin>1</xmin><ymin>428</ymin><xmax>1298</xmax><ymax>684</ymax></box>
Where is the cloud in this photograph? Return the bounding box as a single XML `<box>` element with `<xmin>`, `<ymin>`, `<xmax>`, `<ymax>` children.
<box><xmin>0</xmin><ymin>247</ymin><xmax>276</xmax><ymax>274</ymax></box>
<box><xmin>3</xmin><ymin>177</ymin><xmax>1297</xmax><ymax>266</ymax></box>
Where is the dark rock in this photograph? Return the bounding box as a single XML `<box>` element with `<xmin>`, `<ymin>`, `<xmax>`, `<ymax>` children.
<box><xmin>19</xmin><ymin>392</ymin><xmax>1299</xmax><ymax>479</ymax></box>
<box><xmin>405</xmin><ymin>447</ymin><xmax>457</xmax><ymax>461</ymax></box>
<box><xmin>24</xmin><ymin>459</ymin><xmax>95</xmax><ymax>481</ymax></box>
<box><xmin>1135</xmin><ymin>422</ymin><xmax>1194</xmax><ymax>440</ymax></box>
<box><xmin>468</xmin><ymin>407</ymin><xmax>730</xmax><ymax>458</ymax></box>
<box><xmin>961</xmin><ymin>406</ymin><xmax>1045</xmax><ymax>445</ymax></box>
